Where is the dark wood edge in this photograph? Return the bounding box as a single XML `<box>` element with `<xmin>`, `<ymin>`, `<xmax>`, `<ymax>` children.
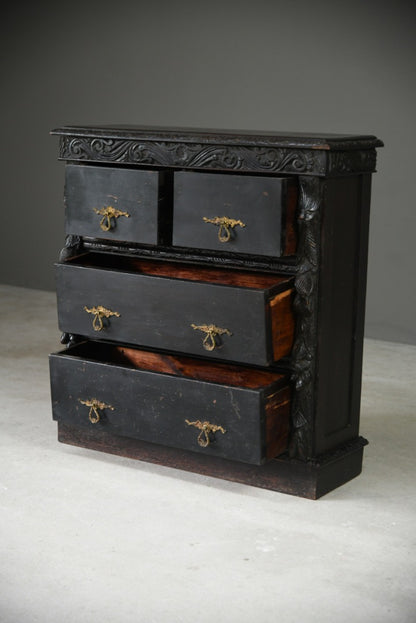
<box><xmin>80</xmin><ymin>238</ymin><xmax>299</xmax><ymax>275</ymax></box>
<box><xmin>54</xmin><ymin>134</ymin><xmax>382</xmax><ymax>177</ymax></box>
<box><xmin>57</xmin><ymin>422</ymin><xmax>366</xmax><ymax>499</ymax></box>
<box><xmin>51</xmin><ymin>125</ymin><xmax>383</xmax><ymax>151</ymax></box>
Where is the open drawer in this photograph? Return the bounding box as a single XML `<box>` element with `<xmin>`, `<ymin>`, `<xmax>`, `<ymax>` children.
<box><xmin>50</xmin><ymin>341</ymin><xmax>291</xmax><ymax>465</ymax></box>
<box><xmin>56</xmin><ymin>253</ymin><xmax>295</xmax><ymax>366</ymax></box>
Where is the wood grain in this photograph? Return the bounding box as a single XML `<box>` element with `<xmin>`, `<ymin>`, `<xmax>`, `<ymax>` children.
<box><xmin>269</xmin><ymin>289</ymin><xmax>295</xmax><ymax>361</ymax></box>
<box><xmin>69</xmin><ymin>253</ymin><xmax>293</xmax><ymax>291</ymax></box>
<box><xmin>113</xmin><ymin>345</ymin><xmax>288</xmax><ymax>389</ymax></box>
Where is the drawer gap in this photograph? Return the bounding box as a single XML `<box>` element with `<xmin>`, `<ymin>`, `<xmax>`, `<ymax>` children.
<box><xmin>64</xmin><ymin>252</ymin><xmax>293</xmax><ymax>292</ymax></box>
<box><xmin>59</xmin><ymin>341</ymin><xmax>288</xmax><ymax>390</ymax></box>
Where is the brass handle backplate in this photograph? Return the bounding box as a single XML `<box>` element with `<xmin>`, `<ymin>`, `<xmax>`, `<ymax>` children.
<box><xmin>203</xmin><ymin>216</ymin><xmax>245</xmax><ymax>242</ymax></box>
<box><xmin>93</xmin><ymin>206</ymin><xmax>130</xmax><ymax>231</ymax></box>
<box><xmin>191</xmin><ymin>323</ymin><xmax>232</xmax><ymax>351</ymax></box>
<box><xmin>79</xmin><ymin>398</ymin><xmax>114</xmax><ymax>424</ymax></box>
<box><xmin>84</xmin><ymin>305</ymin><xmax>121</xmax><ymax>331</ymax></box>
<box><xmin>185</xmin><ymin>419</ymin><xmax>226</xmax><ymax>447</ymax></box>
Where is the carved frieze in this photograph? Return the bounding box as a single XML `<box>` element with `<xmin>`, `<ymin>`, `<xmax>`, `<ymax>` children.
<box><xmin>59</xmin><ymin>136</ymin><xmax>327</xmax><ymax>175</ymax></box>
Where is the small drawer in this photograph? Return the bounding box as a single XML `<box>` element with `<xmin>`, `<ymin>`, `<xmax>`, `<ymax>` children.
<box><xmin>64</xmin><ymin>164</ymin><xmax>171</xmax><ymax>245</ymax></box>
<box><xmin>56</xmin><ymin>253</ymin><xmax>294</xmax><ymax>367</ymax></box>
<box><xmin>172</xmin><ymin>171</ymin><xmax>297</xmax><ymax>257</ymax></box>
<box><xmin>50</xmin><ymin>341</ymin><xmax>291</xmax><ymax>465</ymax></box>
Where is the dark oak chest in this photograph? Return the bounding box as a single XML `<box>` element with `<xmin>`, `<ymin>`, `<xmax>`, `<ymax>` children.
<box><xmin>49</xmin><ymin>125</ymin><xmax>383</xmax><ymax>498</ymax></box>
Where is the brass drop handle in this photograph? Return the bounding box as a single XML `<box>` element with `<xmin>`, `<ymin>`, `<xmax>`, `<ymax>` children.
<box><xmin>84</xmin><ymin>305</ymin><xmax>121</xmax><ymax>331</ymax></box>
<box><xmin>185</xmin><ymin>419</ymin><xmax>226</xmax><ymax>447</ymax></box>
<box><xmin>93</xmin><ymin>206</ymin><xmax>130</xmax><ymax>231</ymax></box>
<box><xmin>191</xmin><ymin>323</ymin><xmax>232</xmax><ymax>351</ymax></box>
<box><xmin>79</xmin><ymin>398</ymin><xmax>114</xmax><ymax>424</ymax></box>
<box><xmin>203</xmin><ymin>216</ymin><xmax>245</xmax><ymax>242</ymax></box>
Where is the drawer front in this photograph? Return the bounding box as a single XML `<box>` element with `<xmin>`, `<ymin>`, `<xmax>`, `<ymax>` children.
<box><xmin>56</xmin><ymin>263</ymin><xmax>283</xmax><ymax>366</ymax></box>
<box><xmin>49</xmin><ymin>346</ymin><xmax>290</xmax><ymax>464</ymax></box>
<box><xmin>173</xmin><ymin>171</ymin><xmax>296</xmax><ymax>257</ymax></box>
<box><xmin>64</xmin><ymin>164</ymin><xmax>169</xmax><ymax>244</ymax></box>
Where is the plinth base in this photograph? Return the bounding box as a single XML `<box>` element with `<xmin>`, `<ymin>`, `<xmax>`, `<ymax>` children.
<box><xmin>57</xmin><ymin>423</ymin><xmax>368</xmax><ymax>499</ymax></box>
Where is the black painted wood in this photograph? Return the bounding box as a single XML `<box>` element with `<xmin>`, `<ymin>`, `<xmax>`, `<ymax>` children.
<box><xmin>55</xmin><ymin>254</ymin><xmax>292</xmax><ymax>366</ymax></box>
<box><xmin>173</xmin><ymin>171</ymin><xmax>291</xmax><ymax>257</ymax></box>
<box><xmin>50</xmin><ymin>342</ymin><xmax>289</xmax><ymax>465</ymax></box>
<box><xmin>64</xmin><ymin>164</ymin><xmax>172</xmax><ymax>245</ymax></box>
<box><xmin>313</xmin><ymin>174</ymin><xmax>372</xmax><ymax>455</ymax></box>
<box><xmin>50</xmin><ymin>124</ymin><xmax>383</xmax><ymax>497</ymax></box>
<box><xmin>51</xmin><ymin>125</ymin><xmax>383</xmax><ymax>177</ymax></box>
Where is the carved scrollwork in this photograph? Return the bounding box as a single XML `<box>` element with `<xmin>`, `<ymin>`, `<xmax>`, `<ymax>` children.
<box><xmin>59</xmin><ymin>234</ymin><xmax>83</xmax><ymax>261</ymax></box>
<box><xmin>290</xmin><ymin>176</ymin><xmax>323</xmax><ymax>460</ymax></box>
<box><xmin>60</xmin><ymin>332</ymin><xmax>83</xmax><ymax>348</ymax></box>
<box><xmin>59</xmin><ymin>136</ymin><xmax>325</xmax><ymax>175</ymax></box>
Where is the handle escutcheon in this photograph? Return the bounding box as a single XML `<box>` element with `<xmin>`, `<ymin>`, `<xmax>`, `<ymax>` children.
<box><xmin>84</xmin><ymin>305</ymin><xmax>121</xmax><ymax>331</ymax></box>
<box><xmin>203</xmin><ymin>216</ymin><xmax>245</xmax><ymax>242</ymax></box>
<box><xmin>185</xmin><ymin>419</ymin><xmax>226</xmax><ymax>447</ymax></box>
<box><xmin>93</xmin><ymin>206</ymin><xmax>130</xmax><ymax>232</ymax></box>
<box><xmin>191</xmin><ymin>323</ymin><xmax>232</xmax><ymax>351</ymax></box>
<box><xmin>79</xmin><ymin>398</ymin><xmax>114</xmax><ymax>424</ymax></box>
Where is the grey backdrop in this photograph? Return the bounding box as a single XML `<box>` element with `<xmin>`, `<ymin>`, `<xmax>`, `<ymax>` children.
<box><xmin>1</xmin><ymin>0</ymin><xmax>415</xmax><ymax>344</ymax></box>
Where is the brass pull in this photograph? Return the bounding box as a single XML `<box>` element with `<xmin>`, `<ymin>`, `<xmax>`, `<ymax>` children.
<box><xmin>93</xmin><ymin>206</ymin><xmax>130</xmax><ymax>231</ymax></box>
<box><xmin>203</xmin><ymin>216</ymin><xmax>245</xmax><ymax>242</ymax></box>
<box><xmin>84</xmin><ymin>305</ymin><xmax>121</xmax><ymax>331</ymax></box>
<box><xmin>185</xmin><ymin>419</ymin><xmax>226</xmax><ymax>447</ymax></box>
<box><xmin>79</xmin><ymin>398</ymin><xmax>114</xmax><ymax>424</ymax></box>
<box><xmin>191</xmin><ymin>323</ymin><xmax>232</xmax><ymax>351</ymax></box>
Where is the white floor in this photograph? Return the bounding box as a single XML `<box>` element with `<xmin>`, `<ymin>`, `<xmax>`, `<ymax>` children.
<box><xmin>0</xmin><ymin>284</ymin><xmax>415</xmax><ymax>623</ymax></box>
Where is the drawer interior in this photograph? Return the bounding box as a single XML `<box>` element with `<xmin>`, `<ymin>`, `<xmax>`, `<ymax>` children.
<box><xmin>63</xmin><ymin>252</ymin><xmax>293</xmax><ymax>292</ymax></box>
<box><xmin>58</xmin><ymin>341</ymin><xmax>288</xmax><ymax>391</ymax></box>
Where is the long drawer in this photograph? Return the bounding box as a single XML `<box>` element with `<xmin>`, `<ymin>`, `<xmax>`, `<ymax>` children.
<box><xmin>56</xmin><ymin>253</ymin><xmax>294</xmax><ymax>367</ymax></box>
<box><xmin>49</xmin><ymin>341</ymin><xmax>291</xmax><ymax>465</ymax></box>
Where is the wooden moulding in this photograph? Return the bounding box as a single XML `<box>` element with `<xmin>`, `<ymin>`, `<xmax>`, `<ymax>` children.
<box><xmin>56</xmin><ymin>422</ymin><xmax>367</xmax><ymax>499</ymax></box>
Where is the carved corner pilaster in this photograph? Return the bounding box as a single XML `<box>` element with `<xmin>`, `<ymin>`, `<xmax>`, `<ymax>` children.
<box><xmin>59</xmin><ymin>234</ymin><xmax>83</xmax><ymax>261</ymax></box>
<box><xmin>60</xmin><ymin>332</ymin><xmax>84</xmax><ymax>349</ymax></box>
<box><xmin>290</xmin><ymin>176</ymin><xmax>323</xmax><ymax>460</ymax></box>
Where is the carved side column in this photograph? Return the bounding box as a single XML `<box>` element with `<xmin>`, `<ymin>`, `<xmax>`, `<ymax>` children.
<box><xmin>290</xmin><ymin>176</ymin><xmax>324</xmax><ymax>460</ymax></box>
<box><xmin>59</xmin><ymin>234</ymin><xmax>84</xmax><ymax>348</ymax></box>
<box><xmin>59</xmin><ymin>234</ymin><xmax>83</xmax><ymax>261</ymax></box>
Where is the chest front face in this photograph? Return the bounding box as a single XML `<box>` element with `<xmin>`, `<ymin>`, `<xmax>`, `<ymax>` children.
<box><xmin>49</xmin><ymin>125</ymin><xmax>382</xmax><ymax>497</ymax></box>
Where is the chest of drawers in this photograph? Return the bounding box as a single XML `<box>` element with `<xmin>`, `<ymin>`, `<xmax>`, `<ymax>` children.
<box><xmin>49</xmin><ymin>125</ymin><xmax>383</xmax><ymax>498</ymax></box>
